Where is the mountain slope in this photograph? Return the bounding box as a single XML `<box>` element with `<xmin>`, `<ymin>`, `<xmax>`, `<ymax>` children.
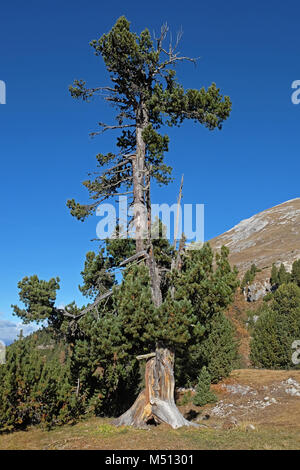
<box><xmin>210</xmin><ymin>198</ymin><xmax>300</xmax><ymax>276</ymax></box>
<box><xmin>209</xmin><ymin>198</ymin><xmax>300</xmax><ymax>363</ymax></box>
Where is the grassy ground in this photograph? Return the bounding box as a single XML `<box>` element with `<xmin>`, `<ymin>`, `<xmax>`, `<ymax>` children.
<box><xmin>0</xmin><ymin>369</ymin><xmax>300</xmax><ymax>450</ymax></box>
<box><xmin>0</xmin><ymin>418</ymin><xmax>299</xmax><ymax>450</ymax></box>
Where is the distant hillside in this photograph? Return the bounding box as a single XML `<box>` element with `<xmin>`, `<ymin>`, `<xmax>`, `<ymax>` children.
<box><xmin>209</xmin><ymin>198</ymin><xmax>300</xmax><ymax>364</ymax></box>
<box><xmin>210</xmin><ymin>198</ymin><xmax>300</xmax><ymax>277</ymax></box>
<box><xmin>7</xmin><ymin>327</ymin><xmax>66</xmax><ymax>362</ymax></box>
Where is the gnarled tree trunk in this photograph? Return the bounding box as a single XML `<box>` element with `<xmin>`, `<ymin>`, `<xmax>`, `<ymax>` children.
<box><xmin>114</xmin><ymin>102</ymin><xmax>195</xmax><ymax>429</ymax></box>
<box><xmin>113</xmin><ymin>347</ymin><xmax>197</xmax><ymax>429</ymax></box>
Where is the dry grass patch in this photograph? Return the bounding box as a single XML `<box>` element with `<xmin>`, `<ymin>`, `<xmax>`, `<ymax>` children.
<box><xmin>0</xmin><ymin>369</ymin><xmax>300</xmax><ymax>450</ymax></box>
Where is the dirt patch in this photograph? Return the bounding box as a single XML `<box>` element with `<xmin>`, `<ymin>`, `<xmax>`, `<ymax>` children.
<box><xmin>195</xmin><ymin>369</ymin><xmax>300</xmax><ymax>431</ymax></box>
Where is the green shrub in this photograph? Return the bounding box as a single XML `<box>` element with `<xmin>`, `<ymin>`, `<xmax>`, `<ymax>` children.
<box><xmin>241</xmin><ymin>264</ymin><xmax>261</xmax><ymax>290</ymax></box>
<box><xmin>0</xmin><ymin>332</ymin><xmax>81</xmax><ymax>432</ymax></box>
<box><xmin>250</xmin><ymin>283</ymin><xmax>300</xmax><ymax>369</ymax></box>
<box><xmin>193</xmin><ymin>367</ymin><xmax>217</xmax><ymax>406</ymax></box>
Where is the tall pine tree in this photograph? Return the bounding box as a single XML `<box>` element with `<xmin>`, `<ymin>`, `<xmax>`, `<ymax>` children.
<box><xmin>66</xmin><ymin>16</ymin><xmax>232</xmax><ymax>428</ymax></box>
<box><xmin>12</xmin><ymin>17</ymin><xmax>233</xmax><ymax>429</ymax></box>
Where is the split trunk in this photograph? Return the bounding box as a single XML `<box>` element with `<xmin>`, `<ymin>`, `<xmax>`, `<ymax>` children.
<box><xmin>113</xmin><ymin>347</ymin><xmax>197</xmax><ymax>429</ymax></box>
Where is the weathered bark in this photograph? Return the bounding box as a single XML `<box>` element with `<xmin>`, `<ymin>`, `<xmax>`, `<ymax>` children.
<box><xmin>115</xmin><ymin>102</ymin><xmax>193</xmax><ymax>429</ymax></box>
<box><xmin>145</xmin><ymin>167</ymin><xmax>163</xmax><ymax>308</ymax></box>
<box><xmin>132</xmin><ymin>102</ymin><xmax>148</xmax><ymax>253</ymax></box>
<box><xmin>113</xmin><ymin>347</ymin><xmax>198</xmax><ymax>429</ymax></box>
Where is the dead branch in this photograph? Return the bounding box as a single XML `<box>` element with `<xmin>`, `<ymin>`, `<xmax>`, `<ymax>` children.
<box><xmin>155</xmin><ymin>55</ymin><xmax>197</xmax><ymax>75</ymax></box>
<box><xmin>90</xmin><ymin>123</ymin><xmax>135</xmax><ymax>137</ymax></box>
<box><xmin>119</xmin><ymin>250</ymin><xmax>149</xmax><ymax>267</ymax></box>
<box><xmin>102</xmin><ymin>159</ymin><xmax>131</xmax><ymax>175</ymax></box>
<box><xmin>152</xmin><ymin>24</ymin><xmax>198</xmax><ymax>76</ymax></box>
<box><xmin>154</xmin><ymin>23</ymin><xmax>169</xmax><ymax>53</ymax></box>
<box><xmin>136</xmin><ymin>352</ymin><xmax>156</xmax><ymax>361</ymax></box>
<box><xmin>59</xmin><ymin>289</ymin><xmax>114</xmax><ymax>321</ymax></box>
<box><xmin>90</xmin><ymin>86</ymin><xmax>117</xmax><ymax>94</ymax></box>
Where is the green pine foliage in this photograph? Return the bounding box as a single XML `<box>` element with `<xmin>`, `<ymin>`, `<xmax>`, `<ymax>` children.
<box><xmin>291</xmin><ymin>259</ymin><xmax>300</xmax><ymax>287</ymax></box>
<box><xmin>3</xmin><ymin>240</ymin><xmax>240</xmax><ymax>430</ymax></box>
<box><xmin>278</xmin><ymin>263</ymin><xmax>291</xmax><ymax>286</ymax></box>
<box><xmin>71</xmin><ymin>243</ymin><xmax>239</xmax><ymax>412</ymax></box>
<box><xmin>266</xmin><ymin>259</ymin><xmax>300</xmax><ymax>298</ymax></box>
<box><xmin>270</xmin><ymin>263</ymin><xmax>279</xmax><ymax>287</ymax></box>
<box><xmin>197</xmin><ymin>312</ymin><xmax>239</xmax><ymax>383</ymax></box>
<box><xmin>67</xmin><ymin>16</ymin><xmax>231</xmax><ymax>221</ymax></box>
<box><xmin>193</xmin><ymin>367</ymin><xmax>217</xmax><ymax>406</ymax></box>
<box><xmin>79</xmin><ymin>248</ymin><xmax>115</xmax><ymax>299</ymax></box>
<box><xmin>173</xmin><ymin>245</ymin><xmax>240</xmax><ymax>384</ymax></box>
<box><xmin>11</xmin><ymin>276</ymin><xmax>60</xmax><ymax>325</ymax></box>
<box><xmin>269</xmin><ymin>263</ymin><xmax>291</xmax><ymax>291</ymax></box>
<box><xmin>241</xmin><ymin>264</ymin><xmax>260</xmax><ymax>290</ymax></box>
<box><xmin>0</xmin><ymin>330</ymin><xmax>80</xmax><ymax>432</ymax></box>
<box><xmin>69</xmin><ymin>312</ymin><xmax>140</xmax><ymax>417</ymax></box>
<box><xmin>250</xmin><ymin>283</ymin><xmax>300</xmax><ymax>369</ymax></box>
<box><xmin>2</xmin><ymin>17</ymin><xmax>237</xmax><ymax>431</ymax></box>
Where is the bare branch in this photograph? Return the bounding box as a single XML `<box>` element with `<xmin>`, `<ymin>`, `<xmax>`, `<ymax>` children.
<box><xmin>174</xmin><ymin>27</ymin><xmax>184</xmax><ymax>53</ymax></box>
<box><xmin>59</xmin><ymin>289</ymin><xmax>114</xmax><ymax>321</ymax></box>
<box><xmin>154</xmin><ymin>23</ymin><xmax>169</xmax><ymax>53</ymax></box>
<box><xmin>102</xmin><ymin>159</ymin><xmax>131</xmax><ymax>175</ymax></box>
<box><xmin>119</xmin><ymin>250</ymin><xmax>148</xmax><ymax>267</ymax></box>
<box><xmin>91</xmin><ymin>189</ymin><xmax>134</xmax><ymax>204</ymax></box>
<box><xmin>76</xmin><ymin>189</ymin><xmax>133</xmax><ymax>216</ymax></box>
<box><xmin>78</xmin><ymin>289</ymin><xmax>114</xmax><ymax>317</ymax></box>
<box><xmin>122</xmin><ymin>153</ymin><xmax>136</xmax><ymax>159</ymax></box>
<box><xmin>58</xmin><ymin>309</ymin><xmax>76</xmax><ymax>319</ymax></box>
<box><xmin>91</xmin><ymin>86</ymin><xmax>117</xmax><ymax>93</ymax></box>
<box><xmin>111</xmin><ymin>191</ymin><xmax>134</xmax><ymax>196</ymax></box>
<box><xmin>90</xmin><ymin>123</ymin><xmax>135</xmax><ymax>137</ymax></box>
<box><xmin>104</xmin><ymin>166</ymin><xmax>132</xmax><ymax>177</ymax></box>
<box><xmin>136</xmin><ymin>352</ymin><xmax>156</xmax><ymax>361</ymax></box>
<box><xmin>101</xmin><ymin>176</ymin><xmax>133</xmax><ymax>192</ymax></box>
<box><xmin>152</xmin><ymin>55</ymin><xmax>197</xmax><ymax>76</ymax></box>
<box><xmin>152</xmin><ymin>24</ymin><xmax>198</xmax><ymax>77</ymax></box>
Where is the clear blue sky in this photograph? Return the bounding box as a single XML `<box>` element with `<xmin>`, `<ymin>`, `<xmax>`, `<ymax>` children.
<box><xmin>0</xmin><ymin>0</ymin><xmax>299</xmax><ymax>342</ymax></box>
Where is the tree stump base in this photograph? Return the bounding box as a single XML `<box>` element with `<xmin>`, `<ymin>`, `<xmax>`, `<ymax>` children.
<box><xmin>113</xmin><ymin>348</ymin><xmax>198</xmax><ymax>429</ymax></box>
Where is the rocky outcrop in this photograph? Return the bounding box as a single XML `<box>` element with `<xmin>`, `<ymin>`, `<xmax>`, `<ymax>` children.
<box><xmin>243</xmin><ymin>279</ymin><xmax>272</xmax><ymax>302</ymax></box>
